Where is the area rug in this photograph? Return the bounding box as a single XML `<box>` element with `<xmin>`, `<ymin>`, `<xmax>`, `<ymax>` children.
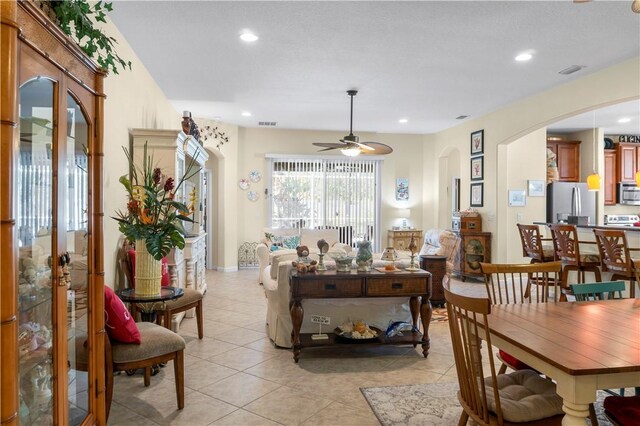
<box><xmin>361</xmin><ymin>381</ymin><xmax>613</xmax><ymax>426</ymax></box>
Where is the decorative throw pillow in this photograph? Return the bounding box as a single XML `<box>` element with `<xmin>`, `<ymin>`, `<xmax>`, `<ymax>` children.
<box><xmin>128</xmin><ymin>249</ymin><xmax>171</xmax><ymax>287</ymax></box>
<box><xmin>281</xmin><ymin>235</ymin><xmax>301</xmax><ymax>249</ymax></box>
<box><xmin>104</xmin><ymin>286</ymin><xmax>141</xmax><ymax>344</ymax></box>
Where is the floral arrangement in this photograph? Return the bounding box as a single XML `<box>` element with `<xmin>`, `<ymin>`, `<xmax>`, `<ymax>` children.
<box><xmin>113</xmin><ymin>143</ymin><xmax>200</xmax><ymax>260</ymax></box>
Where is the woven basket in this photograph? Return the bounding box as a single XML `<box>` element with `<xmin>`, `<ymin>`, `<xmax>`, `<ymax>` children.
<box><xmin>134</xmin><ymin>239</ymin><xmax>162</xmax><ymax>297</ymax></box>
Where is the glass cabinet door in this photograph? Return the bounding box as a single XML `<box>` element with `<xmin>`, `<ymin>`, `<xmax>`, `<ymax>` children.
<box><xmin>17</xmin><ymin>77</ymin><xmax>55</xmax><ymax>425</ymax></box>
<box><xmin>65</xmin><ymin>93</ymin><xmax>90</xmax><ymax>425</ymax></box>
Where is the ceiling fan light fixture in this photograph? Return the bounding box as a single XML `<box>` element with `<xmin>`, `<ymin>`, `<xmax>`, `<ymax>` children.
<box><xmin>341</xmin><ymin>147</ymin><xmax>361</xmax><ymax>157</ymax></box>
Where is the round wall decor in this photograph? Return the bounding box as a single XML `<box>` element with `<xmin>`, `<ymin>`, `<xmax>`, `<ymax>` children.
<box><xmin>247</xmin><ymin>190</ymin><xmax>259</xmax><ymax>202</ymax></box>
<box><xmin>249</xmin><ymin>170</ymin><xmax>262</xmax><ymax>182</ymax></box>
<box><xmin>239</xmin><ymin>178</ymin><xmax>250</xmax><ymax>190</ymax></box>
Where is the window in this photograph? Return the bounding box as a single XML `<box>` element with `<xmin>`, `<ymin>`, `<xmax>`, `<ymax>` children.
<box><xmin>267</xmin><ymin>155</ymin><xmax>382</xmax><ymax>250</ymax></box>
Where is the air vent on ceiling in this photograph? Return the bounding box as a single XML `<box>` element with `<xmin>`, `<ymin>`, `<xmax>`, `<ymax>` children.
<box><xmin>258</xmin><ymin>121</ymin><xmax>277</xmax><ymax>126</ymax></box>
<box><xmin>456</xmin><ymin>115</ymin><xmax>469</xmax><ymax>120</ymax></box>
<box><xmin>558</xmin><ymin>65</ymin><xmax>586</xmax><ymax>75</ymax></box>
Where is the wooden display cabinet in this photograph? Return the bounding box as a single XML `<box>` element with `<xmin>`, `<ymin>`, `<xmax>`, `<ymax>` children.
<box><xmin>387</xmin><ymin>229</ymin><xmax>423</xmax><ymax>251</ymax></box>
<box><xmin>1</xmin><ymin>2</ymin><xmax>106</xmax><ymax>424</ymax></box>
<box><xmin>452</xmin><ymin>231</ymin><xmax>492</xmax><ymax>281</ymax></box>
<box><xmin>547</xmin><ymin>140</ymin><xmax>581</xmax><ymax>182</ymax></box>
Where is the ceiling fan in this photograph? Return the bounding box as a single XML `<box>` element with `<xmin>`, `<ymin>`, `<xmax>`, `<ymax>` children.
<box><xmin>574</xmin><ymin>0</ymin><xmax>640</xmax><ymax>13</ymax></box>
<box><xmin>312</xmin><ymin>90</ymin><xmax>393</xmax><ymax>156</ymax></box>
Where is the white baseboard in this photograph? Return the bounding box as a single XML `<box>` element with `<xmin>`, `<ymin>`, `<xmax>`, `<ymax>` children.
<box><xmin>215</xmin><ymin>265</ymin><xmax>239</xmax><ymax>272</ymax></box>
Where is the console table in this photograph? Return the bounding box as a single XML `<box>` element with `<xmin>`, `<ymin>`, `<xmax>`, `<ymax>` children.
<box><xmin>289</xmin><ymin>269</ymin><xmax>432</xmax><ymax>362</ymax></box>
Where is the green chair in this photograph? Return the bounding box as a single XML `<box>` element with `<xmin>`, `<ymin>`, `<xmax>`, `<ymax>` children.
<box><xmin>569</xmin><ymin>280</ymin><xmax>625</xmax><ymax>301</ymax></box>
<box><xmin>570</xmin><ymin>280</ymin><xmax>639</xmax><ymax>400</ymax></box>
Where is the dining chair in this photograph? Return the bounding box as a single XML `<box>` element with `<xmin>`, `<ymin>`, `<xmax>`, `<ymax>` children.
<box><xmin>548</xmin><ymin>223</ymin><xmax>601</xmax><ymax>286</ymax></box>
<box><xmin>75</xmin><ymin>322</ymin><xmax>186</xmax><ymax>420</ymax></box>
<box><xmin>517</xmin><ymin>224</ymin><xmax>555</xmax><ymax>264</ymax></box>
<box><xmin>444</xmin><ymin>286</ymin><xmax>564</xmax><ymax>425</ymax></box>
<box><xmin>592</xmin><ymin>229</ymin><xmax>639</xmax><ymax>298</ymax></box>
<box><xmin>480</xmin><ymin>261</ymin><xmax>563</xmax><ymax>375</ymax></box>
<box><xmin>604</xmin><ymin>395</ymin><xmax>640</xmax><ymax>426</ymax></box>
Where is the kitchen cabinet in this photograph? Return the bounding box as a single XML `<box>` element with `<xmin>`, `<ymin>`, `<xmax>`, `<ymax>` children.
<box><xmin>452</xmin><ymin>231</ymin><xmax>491</xmax><ymax>281</ymax></box>
<box><xmin>1</xmin><ymin>2</ymin><xmax>106</xmax><ymax>424</ymax></box>
<box><xmin>547</xmin><ymin>141</ymin><xmax>581</xmax><ymax>182</ymax></box>
<box><xmin>604</xmin><ymin>150</ymin><xmax>617</xmax><ymax>205</ymax></box>
<box><xmin>615</xmin><ymin>142</ymin><xmax>640</xmax><ymax>183</ymax></box>
<box><xmin>387</xmin><ymin>230</ymin><xmax>423</xmax><ymax>251</ymax></box>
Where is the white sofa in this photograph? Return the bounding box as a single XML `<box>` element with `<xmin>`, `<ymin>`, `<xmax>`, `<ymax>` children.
<box><xmin>256</xmin><ymin>227</ymin><xmax>352</xmax><ymax>284</ymax></box>
<box><xmin>263</xmin><ymin>251</ymin><xmax>414</xmax><ymax>348</ymax></box>
<box><xmin>418</xmin><ymin>228</ymin><xmax>460</xmax><ymax>274</ymax></box>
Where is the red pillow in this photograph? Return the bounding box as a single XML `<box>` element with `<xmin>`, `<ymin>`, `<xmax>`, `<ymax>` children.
<box><xmin>128</xmin><ymin>249</ymin><xmax>171</xmax><ymax>287</ymax></box>
<box><xmin>604</xmin><ymin>395</ymin><xmax>640</xmax><ymax>426</ymax></box>
<box><xmin>104</xmin><ymin>286</ymin><xmax>141</xmax><ymax>344</ymax></box>
<box><xmin>498</xmin><ymin>349</ymin><xmax>533</xmax><ymax>371</ymax></box>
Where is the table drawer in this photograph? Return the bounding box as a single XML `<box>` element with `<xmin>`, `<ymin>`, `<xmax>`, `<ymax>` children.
<box><xmin>366</xmin><ymin>277</ymin><xmax>427</xmax><ymax>296</ymax></box>
<box><xmin>293</xmin><ymin>278</ymin><xmax>363</xmax><ymax>298</ymax></box>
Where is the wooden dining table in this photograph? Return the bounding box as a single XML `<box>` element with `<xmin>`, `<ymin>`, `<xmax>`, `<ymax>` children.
<box><xmin>476</xmin><ymin>298</ymin><xmax>640</xmax><ymax>425</ymax></box>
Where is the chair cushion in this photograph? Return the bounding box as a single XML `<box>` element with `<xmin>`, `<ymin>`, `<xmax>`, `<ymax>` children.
<box><xmin>485</xmin><ymin>369</ymin><xmax>564</xmax><ymax>422</ymax></box>
<box><xmin>163</xmin><ymin>287</ymin><xmax>203</xmax><ymax>309</ymax></box>
<box><xmin>104</xmin><ymin>286</ymin><xmax>141</xmax><ymax>344</ymax></box>
<box><xmin>604</xmin><ymin>395</ymin><xmax>640</xmax><ymax>426</ymax></box>
<box><xmin>111</xmin><ymin>322</ymin><xmax>185</xmax><ymax>364</ymax></box>
<box><xmin>541</xmin><ymin>246</ymin><xmax>555</xmax><ymax>259</ymax></box>
<box><xmin>498</xmin><ymin>349</ymin><xmax>533</xmax><ymax>371</ymax></box>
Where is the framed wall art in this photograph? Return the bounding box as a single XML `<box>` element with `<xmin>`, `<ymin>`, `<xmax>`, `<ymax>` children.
<box><xmin>470</xmin><ymin>129</ymin><xmax>484</xmax><ymax>155</ymax></box>
<box><xmin>508</xmin><ymin>189</ymin><xmax>526</xmax><ymax>207</ymax></box>
<box><xmin>527</xmin><ymin>180</ymin><xmax>545</xmax><ymax>197</ymax></box>
<box><xmin>470</xmin><ymin>182</ymin><xmax>483</xmax><ymax>207</ymax></box>
<box><xmin>396</xmin><ymin>177</ymin><xmax>409</xmax><ymax>201</ymax></box>
<box><xmin>470</xmin><ymin>156</ymin><xmax>484</xmax><ymax>181</ymax></box>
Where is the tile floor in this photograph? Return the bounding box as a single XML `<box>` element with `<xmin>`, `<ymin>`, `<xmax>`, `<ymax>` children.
<box><xmin>107</xmin><ymin>269</ymin><xmax>484</xmax><ymax>426</ymax></box>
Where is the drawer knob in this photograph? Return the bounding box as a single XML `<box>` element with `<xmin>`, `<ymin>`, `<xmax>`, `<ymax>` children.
<box><xmin>392</xmin><ymin>283</ymin><xmax>403</xmax><ymax>289</ymax></box>
<box><xmin>325</xmin><ymin>283</ymin><xmax>337</xmax><ymax>290</ymax></box>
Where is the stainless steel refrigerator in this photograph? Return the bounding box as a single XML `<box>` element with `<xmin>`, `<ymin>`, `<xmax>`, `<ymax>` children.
<box><xmin>546</xmin><ymin>182</ymin><xmax>596</xmax><ymax>224</ymax></box>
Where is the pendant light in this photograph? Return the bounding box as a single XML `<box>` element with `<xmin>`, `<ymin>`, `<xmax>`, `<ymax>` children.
<box><xmin>586</xmin><ymin>111</ymin><xmax>601</xmax><ymax>191</ymax></box>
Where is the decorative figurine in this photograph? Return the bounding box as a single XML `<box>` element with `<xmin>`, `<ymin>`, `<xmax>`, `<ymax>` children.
<box><xmin>356</xmin><ymin>240</ymin><xmax>373</xmax><ymax>272</ymax></box>
<box><xmin>406</xmin><ymin>233</ymin><xmax>421</xmax><ymax>271</ymax></box>
<box><xmin>316</xmin><ymin>239</ymin><xmax>329</xmax><ymax>271</ymax></box>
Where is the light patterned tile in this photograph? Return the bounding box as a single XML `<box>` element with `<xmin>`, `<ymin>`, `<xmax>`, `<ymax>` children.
<box><xmin>184</xmin><ymin>336</ymin><xmax>239</xmax><ymax>359</ymax></box>
<box><xmin>243</xmin><ymin>386</ymin><xmax>332</xmax><ymax>425</ymax></box>
<box><xmin>199</xmin><ymin>372</ymin><xmax>281</xmax><ymax>407</ymax></box>
<box><xmin>181</xmin><ymin>359</ymin><xmax>237</xmax><ymax>390</ymax></box>
<box><xmin>211</xmin><ymin>409</ymin><xmax>283</xmax><ymax>425</ymax></box>
<box><xmin>207</xmin><ymin>346</ymin><xmax>277</xmax><ymax>370</ymax></box>
<box><xmin>214</xmin><ymin>327</ymin><xmax>266</xmax><ymax>346</ymax></box>
<box><xmin>107</xmin><ymin>401</ymin><xmax>160</xmax><ymax>425</ymax></box>
<box><xmin>302</xmin><ymin>401</ymin><xmax>379</xmax><ymax>426</ymax></box>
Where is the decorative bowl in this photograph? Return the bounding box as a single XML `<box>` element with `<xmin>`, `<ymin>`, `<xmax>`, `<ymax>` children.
<box><xmin>329</xmin><ymin>253</ymin><xmax>355</xmax><ymax>272</ymax></box>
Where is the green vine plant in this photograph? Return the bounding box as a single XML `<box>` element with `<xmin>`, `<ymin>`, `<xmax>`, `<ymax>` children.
<box><xmin>46</xmin><ymin>0</ymin><xmax>132</xmax><ymax>74</ymax></box>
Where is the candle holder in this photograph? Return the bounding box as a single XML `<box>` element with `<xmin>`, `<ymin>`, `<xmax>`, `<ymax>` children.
<box><xmin>405</xmin><ymin>253</ymin><xmax>420</xmax><ymax>272</ymax></box>
<box><xmin>405</xmin><ymin>233</ymin><xmax>421</xmax><ymax>271</ymax></box>
<box><xmin>316</xmin><ymin>252</ymin><xmax>327</xmax><ymax>271</ymax></box>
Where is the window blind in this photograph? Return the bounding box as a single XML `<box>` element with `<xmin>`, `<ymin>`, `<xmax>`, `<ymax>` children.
<box><xmin>267</xmin><ymin>156</ymin><xmax>381</xmax><ymax>250</ymax></box>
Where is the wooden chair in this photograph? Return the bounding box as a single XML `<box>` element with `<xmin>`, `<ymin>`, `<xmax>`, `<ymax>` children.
<box><xmin>592</xmin><ymin>229</ymin><xmax>639</xmax><ymax>298</ymax></box>
<box><xmin>569</xmin><ymin>280</ymin><xmax>625</xmax><ymax>301</ymax></box>
<box><xmin>444</xmin><ymin>286</ymin><xmax>564</xmax><ymax>425</ymax></box>
<box><xmin>480</xmin><ymin>261</ymin><xmax>563</xmax><ymax>375</ymax></box>
<box><xmin>517</xmin><ymin>224</ymin><xmax>555</xmax><ymax>264</ymax></box>
<box><xmin>120</xmin><ymin>241</ymin><xmax>204</xmax><ymax>338</ymax></box>
<box><xmin>75</xmin><ymin>322</ymin><xmax>185</xmax><ymax>420</ymax></box>
<box><xmin>549</xmin><ymin>223</ymin><xmax>601</xmax><ymax>286</ymax></box>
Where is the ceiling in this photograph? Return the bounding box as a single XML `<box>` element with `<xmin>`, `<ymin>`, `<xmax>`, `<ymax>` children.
<box><xmin>109</xmin><ymin>1</ymin><xmax>640</xmax><ymax>136</ymax></box>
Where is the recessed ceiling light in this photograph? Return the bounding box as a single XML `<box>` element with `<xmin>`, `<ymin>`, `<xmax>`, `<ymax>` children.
<box><xmin>618</xmin><ymin>117</ymin><xmax>632</xmax><ymax>123</ymax></box>
<box><xmin>515</xmin><ymin>52</ymin><xmax>533</xmax><ymax>62</ymax></box>
<box><xmin>240</xmin><ymin>31</ymin><xmax>258</xmax><ymax>42</ymax></box>
<box><xmin>241</xmin><ymin>111</ymin><xmax>252</xmax><ymax>117</ymax></box>
<box><xmin>398</xmin><ymin>118</ymin><xmax>408</xmax><ymax>124</ymax></box>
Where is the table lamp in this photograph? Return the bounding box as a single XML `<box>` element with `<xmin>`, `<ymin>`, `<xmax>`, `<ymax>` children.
<box><xmin>397</xmin><ymin>208</ymin><xmax>411</xmax><ymax>229</ymax></box>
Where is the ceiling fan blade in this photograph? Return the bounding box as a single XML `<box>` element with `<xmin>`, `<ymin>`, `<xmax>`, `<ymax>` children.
<box><xmin>358</xmin><ymin>142</ymin><xmax>394</xmax><ymax>155</ymax></box>
<box><xmin>354</xmin><ymin>142</ymin><xmax>375</xmax><ymax>151</ymax></box>
<box><xmin>313</xmin><ymin>142</ymin><xmax>345</xmax><ymax>148</ymax></box>
<box><xmin>317</xmin><ymin>146</ymin><xmax>342</xmax><ymax>152</ymax></box>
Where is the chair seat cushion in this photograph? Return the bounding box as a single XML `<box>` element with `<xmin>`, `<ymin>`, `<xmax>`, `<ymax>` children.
<box><xmin>485</xmin><ymin>369</ymin><xmax>564</xmax><ymax>422</ymax></box>
<box><xmin>604</xmin><ymin>395</ymin><xmax>640</xmax><ymax>426</ymax></box>
<box><xmin>163</xmin><ymin>287</ymin><xmax>203</xmax><ymax>309</ymax></box>
<box><xmin>541</xmin><ymin>246</ymin><xmax>555</xmax><ymax>260</ymax></box>
<box><xmin>111</xmin><ymin>322</ymin><xmax>185</xmax><ymax>364</ymax></box>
